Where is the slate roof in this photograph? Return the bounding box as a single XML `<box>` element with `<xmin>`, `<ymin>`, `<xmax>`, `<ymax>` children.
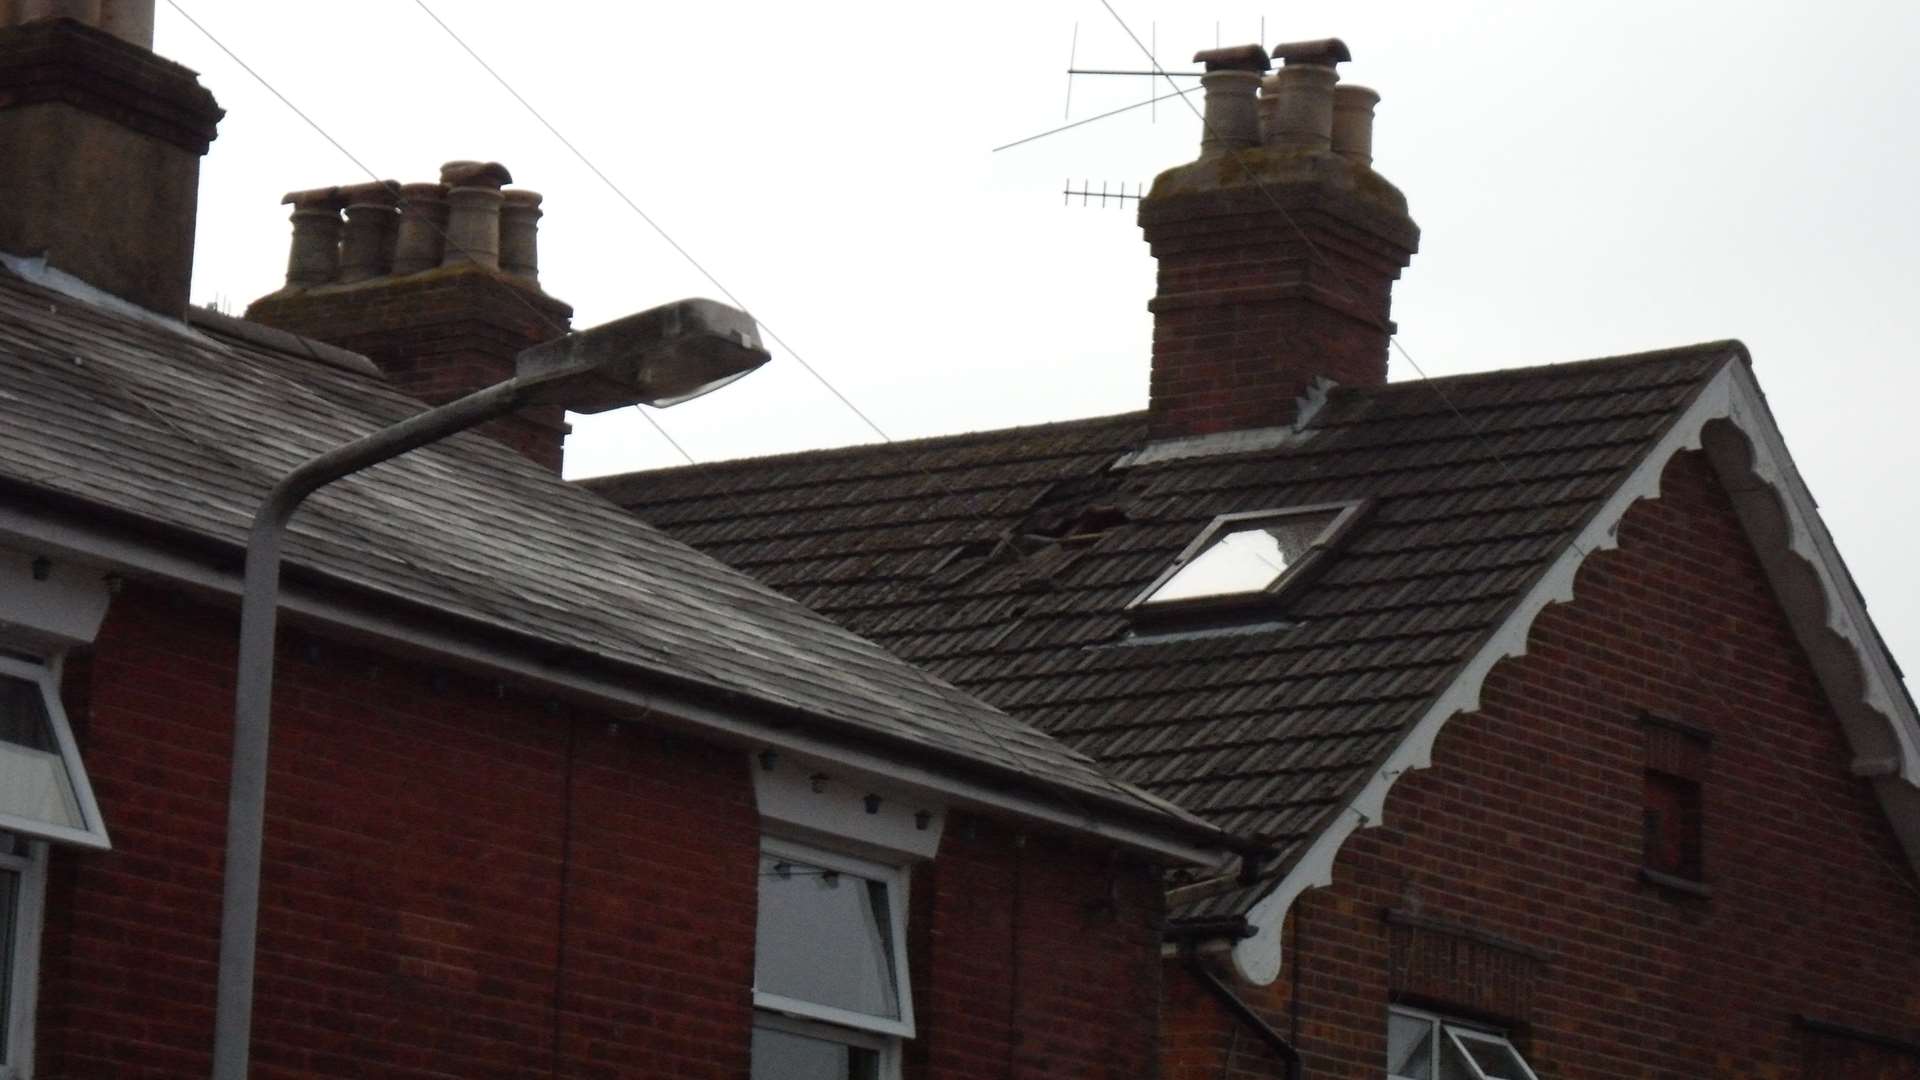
<box><xmin>589</xmin><ymin>341</ymin><xmax>1740</xmax><ymax>917</ymax></box>
<box><xmin>0</xmin><ymin>261</ymin><xmax>1215</xmax><ymax>841</ymax></box>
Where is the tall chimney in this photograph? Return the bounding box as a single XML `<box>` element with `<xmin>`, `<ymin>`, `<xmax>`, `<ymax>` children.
<box><xmin>244</xmin><ymin>162</ymin><xmax>575</xmax><ymax>473</ymax></box>
<box><xmin>0</xmin><ymin>1</ymin><xmax>223</xmax><ymax>314</ymax></box>
<box><xmin>1137</xmin><ymin>38</ymin><xmax>1417</xmax><ymax>440</ymax></box>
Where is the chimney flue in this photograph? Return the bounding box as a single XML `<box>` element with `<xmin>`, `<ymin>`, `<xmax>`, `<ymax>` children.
<box><xmin>391</xmin><ymin>182</ymin><xmax>450</xmax><ymax>275</ymax></box>
<box><xmin>280</xmin><ymin>187</ymin><xmax>345</xmax><ymax>288</ymax></box>
<box><xmin>97</xmin><ymin>0</ymin><xmax>150</xmax><ymax>48</ymax></box>
<box><xmin>500</xmin><ymin>189</ymin><xmax>542</xmax><ymax>283</ymax></box>
<box><xmin>439</xmin><ymin>160</ymin><xmax>511</xmax><ymax>271</ymax></box>
<box><xmin>1260</xmin><ymin>39</ymin><xmax>1349</xmax><ymax>152</ymax></box>
<box><xmin>1331</xmin><ymin>85</ymin><xmax>1379</xmax><ymax>167</ymax></box>
<box><xmin>338</xmin><ymin>182</ymin><xmax>399</xmax><ymax>284</ymax></box>
<box><xmin>1191</xmin><ymin>45</ymin><xmax>1269</xmax><ymax>159</ymax></box>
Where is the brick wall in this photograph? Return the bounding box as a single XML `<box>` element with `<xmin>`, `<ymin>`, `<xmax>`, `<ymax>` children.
<box><xmin>908</xmin><ymin>820</ymin><xmax>1165</xmax><ymax>1080</ymax></box>
<box><xmin>31</xmin><ymin>584</ymin><xmax>1168</xmax><ymax>1078</ymax></box>
<box><xmin>1168</xmin><ymin>449</ymin><xmax>1920</xmax><ymax>1078</ymax></box>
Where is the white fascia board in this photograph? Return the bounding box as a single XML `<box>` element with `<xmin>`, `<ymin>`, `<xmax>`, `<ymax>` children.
<box><xmin>1232</xmin><ymin>357</ymin><xmax>1920</xmax><ymax>984</ymax></box>
<box><xmin>0</xmin><ymin>506</ymin><xmax>1228</xmax><ymax>869</ymax></box>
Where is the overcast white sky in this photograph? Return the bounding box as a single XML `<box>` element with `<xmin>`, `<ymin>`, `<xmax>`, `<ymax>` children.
<box><xmin>156</xmin><ymin>1</ymin><xmax>1920</xmax><ymax>675</ymax></box>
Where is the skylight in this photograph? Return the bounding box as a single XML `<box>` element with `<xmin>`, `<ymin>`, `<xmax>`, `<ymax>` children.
<box><xmin>1130</xmin><ymin>502</ymin><xmax>1366</xmax><ymax>622</ymax></box>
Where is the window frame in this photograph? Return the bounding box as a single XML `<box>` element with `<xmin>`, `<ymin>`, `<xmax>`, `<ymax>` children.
<box><xmin>0</xmin><ymin>836</ymin><xmax>48</xmax><ymax>1080</ymax></box>
<box><xmin>1127</xmin><ymin>500</ymin><xmax>1370</xmax><ymax>625</ymax></box>
<box><xmin>1388</xmin><ymin>1005</ymin><xmax>1541</xmax><ymax>1080</ymax></box>
<box><xmin>753</xmin><ymin>836</ymin><xmax>915</xmax><ymax>1041</ymax></box>
<box><xmin>0</xmin><ymin>653</ymin><xmax>109</xmax><ymax>851</ymax></box>
<box><xmin>751</xmin><ymin>1009</ymin><xmax>899</xmax><ymax>1080</ymax></box>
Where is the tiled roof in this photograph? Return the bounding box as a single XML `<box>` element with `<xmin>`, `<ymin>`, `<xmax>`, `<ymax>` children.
<box><xmin>0</xmin><ymin>264</ymin><xmax>1212</xmax><ymax>839</ymax></box>
<box><xmin>590</xmin><ymin>342</ymin><xmax>1738</xmax><ymax>915</ymax></box>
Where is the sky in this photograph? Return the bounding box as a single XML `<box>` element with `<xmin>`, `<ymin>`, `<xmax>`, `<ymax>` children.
<box><xmin>154</xmin><ymin>1</ymin><xmax>1920</xmax><ymax>673</ymax></box>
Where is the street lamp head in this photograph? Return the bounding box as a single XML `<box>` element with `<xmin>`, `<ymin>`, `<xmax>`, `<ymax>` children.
<box><xmin>514</xmin><ymin>297</ymin><xmax>771</xmax><ymax>412</ymax></box>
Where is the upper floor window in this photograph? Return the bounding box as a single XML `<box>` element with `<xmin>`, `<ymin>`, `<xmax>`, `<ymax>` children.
<box><xmin>0</xmin><ymin>831</ymin><xmax>48</xmax><ymax>1080</ymax></box>
<box><xmin>0</xmin><ymin>655</ymin><xmax>107</xmax><ymax>852</ymax></box>
<box><xmin>1129</xmin><ymin>502</ymin><xmax>1367</xmax><ymax>625</ymax></box>
<box><xmin>1389</xmin><ymin>1006</ymin><xmax>1541</xmax><ymax>1080</ymax></box>
<box><xmin>752</xmin><ymin>838</ymin><xmax>911</xmax><ymax>1080</ymax></box>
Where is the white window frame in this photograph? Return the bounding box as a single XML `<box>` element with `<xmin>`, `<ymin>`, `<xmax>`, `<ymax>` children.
<box><xmin>1389</xmin><ymin>1005</ymin><xmax>1542</xmax><ymax>1080</ymax></box>
<box><xmin>751</xmin><ymin>1009</ymin><xmax>900</xmax><ymax>1080</ymax></box>
<box><xmin>0</xmin><ymin>836</ymin><xmax>48</xmax><ymax>1080</ymax></box>
<box><xmin>1127</xmin><ymin>500</ymin><xmax>1370</xmax><ymax>619</ymax></box>
<box><xmin>752</xmin><ymin>837</ymin><xmax>914</xmax><ymax>1040</ymax></box>
<box><xmin>0</xmin><ymin>653</ymin><xmax>109</xmax><ymax>851</ymax></box>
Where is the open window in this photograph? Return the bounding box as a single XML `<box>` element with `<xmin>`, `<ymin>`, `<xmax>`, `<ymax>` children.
<box><xmin>752</xmin><ymin>838</ymin><xmax>911</xmax><ymax>1080</ymax></box>
<box><xmin>1389</xmin><ymin>1006</ymin><xmax>1541</xmax><ymax>1080</ymax></box>
<box><xmin>1128</xmin><ymin>501</ymin><xmax>1367</xmax><ymax>627</ymax></box>
<box><xmin>0</xmin><ymin>655</ymin><xmax>107</xmax><ymax>851</ymax></box>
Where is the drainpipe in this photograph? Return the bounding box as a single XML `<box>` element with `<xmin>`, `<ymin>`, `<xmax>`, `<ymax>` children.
<box><xmin>1184</xmin><ymin>952</ymin><xmax>1304</xmax><ymax>1080</ymax></box>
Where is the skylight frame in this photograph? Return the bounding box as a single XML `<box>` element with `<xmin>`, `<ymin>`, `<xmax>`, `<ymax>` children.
<box><xmin>1127</xmin><ymin>500</ymin><xmax>1370</xmax><ymax>625</ymax></box>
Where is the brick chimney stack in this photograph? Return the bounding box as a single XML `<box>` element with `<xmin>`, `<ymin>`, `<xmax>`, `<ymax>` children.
<box><xmin>1138</xmin><ymin>38</ymin><xmax>1418</xmax><ymax>440</ymax></box>
<box><xmin>245</xmin><ymin>162</ymin><xmax>575</xmax><ymax>473</ymax></box>
<box><xmin>0</xmin><ymin>0</ymin><xmax>223</xmax><ymax>315</ymax></box>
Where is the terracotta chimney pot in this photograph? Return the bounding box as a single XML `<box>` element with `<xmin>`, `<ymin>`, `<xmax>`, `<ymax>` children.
<box><xmin>500</xmin><ymin>189</ymin><xmax>543</xmax><ymax>283</ymax></box>
<box><xmin>391</xmin><ymin>182</ymin><xmax>450</xmax><ymax>275</ymax></box>
<box><xmin>280</xmin><ymin>187</ymin><xmax>346</xmax><ymax>288</ymax></box>
<box><xmin>338</xmin><ymin>182</ymin><xmax>400</xmax><ymax>284</ymax></box>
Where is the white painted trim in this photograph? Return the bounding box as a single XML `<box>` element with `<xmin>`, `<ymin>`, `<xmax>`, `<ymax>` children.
<box><xmin>1232</xmin><ymin>356</ymin><xmax>1920</xmax><ymax>984</ymax></box>
<box><xmin>752</xmin><ymin>751</ymin><xmax>945</xmax><ymax>862</ymax></box>
<box><xmin>752</xmin><ymin>1010</ymin><xmax>901</xmax><ymax>1080</ymax></box>
<box><xmin>2</xmin><ymin>839</ymin><xmax>48</xmax><ymax>1080</ymax></box>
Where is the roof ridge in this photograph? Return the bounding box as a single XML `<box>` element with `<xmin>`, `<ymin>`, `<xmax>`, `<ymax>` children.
<box><xmin>1348</xmin><ymin>339</ymin><xmax>1746</xmax><ymax>399</ymax></box>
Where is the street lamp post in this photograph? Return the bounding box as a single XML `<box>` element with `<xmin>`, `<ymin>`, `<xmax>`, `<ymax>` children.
<box><xmin>209</xmin><ymin>298</ymin><xmax>769</xmax><ymax>1080</ymax></box>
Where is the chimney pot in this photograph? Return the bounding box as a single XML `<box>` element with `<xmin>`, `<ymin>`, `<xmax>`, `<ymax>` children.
<box><xmin>1331</xmin><ymin>84</ymin><xmax>1380</xmax><ymax>167</ymax></box>
<box><xmin>337</xmin><ymin>182</ymin><xmax>400</xmax><ymax>284</ymax></box>
<box><xmin>279</xmin><ymin>187</ymin><xmax>346</xmax><ymax>288</ymax></box>
<box><xmin>14</xmin><ymin>0</ymin><xmax>100</xmax><ymax>26</ymax></box>
<box><xmin>96</xmin><ymin>0</ymin><xmax>151</xmax><ymax>48</ymax></box>
<box><xmin>1192</xmin><ymin>45</ymin><xmax>1268</xmax><ymax>159</ymax></box>
<box><xmin>391</xmin><ymin>182</ymin><xmax>450</xmax><ymax>275</ymax></box>
<box><xmin>1260</xmin><ymin>63</ymin><xmax>1339</xmax><ymax>152</ymax></box>
<box><xmin>440</xmin><ymin>160</ymin><xmax>511</xmax><ymax>270</ymax></box>
<box><xmin>500</xmin><ymin>189</ymin><xmax>543</xmax><ymax>283</ymax></box>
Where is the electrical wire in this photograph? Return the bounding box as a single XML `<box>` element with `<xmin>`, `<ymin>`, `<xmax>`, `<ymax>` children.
<box><xmin>160</xmin><ymin>0</ymin><xmax>698</xmax><ymax>466</ymax></box>
<box><xmin>409</xmin><ymin>0</ymin><xmax>895</xmax><ymax>447</ymax></box>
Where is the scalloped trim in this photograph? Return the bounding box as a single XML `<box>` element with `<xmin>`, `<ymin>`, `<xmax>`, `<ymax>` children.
<box><xmin>1230</xmin><ymin>358</ymin><xmax>1920</xmax><ymax>985</ymax></box>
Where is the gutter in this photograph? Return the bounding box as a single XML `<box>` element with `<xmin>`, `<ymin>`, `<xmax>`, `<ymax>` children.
<box><xmin>0</xmin><ymin>490</ymin><xmax>1234</xmax><ymax>867</ymax></box>
<box><xmin>1184</xmin><ymin>953</ymin><xmax>1304</xmax><ymax>1080</ymax></box>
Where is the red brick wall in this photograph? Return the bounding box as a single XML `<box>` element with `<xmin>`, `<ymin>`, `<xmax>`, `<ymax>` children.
<box><xmin>1167</xmin><ymin>449</ymin><xmax>1920</xmax><ymax>1078</ymax></box>
<box><xmin>32</xmin><ymin>585</ymin><xmax>1167</xmax><ymax>1078</ymax></box>
<box><xmin>908</xmin><ymin>820</ymin><xmax>1166</xmax><ymax>1080</ymax></box>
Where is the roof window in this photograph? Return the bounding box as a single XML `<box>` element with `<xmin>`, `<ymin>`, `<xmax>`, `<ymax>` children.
<box><xmin>1129</xmin><ymin>501</ymin><xmax>1366</xmax><ymax>624</ymax></box>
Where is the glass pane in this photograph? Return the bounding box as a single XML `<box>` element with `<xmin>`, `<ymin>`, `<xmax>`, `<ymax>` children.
<box><xmin>1146</xmin><ymin>513</ymin><xmax>1337</xmax><ymax>604</ymax></box>
<box><xmin>1388</xmin><ymin>1011</ymin><xmax>1434</xmax><ymax>1079</ymax></box>
<box><xmin>751</xmin><ymin>1024</ymin><xmax>880</xmax><ymax>1080</ymax></box>
<box><xmin>0</xmin><ymin>677</ymin><xmax>82</xmax><ymax>830</ymax></box>
<box><xmin>756</xmin><ymin>854</ymin><xmax>900</xmax><ymax>1020</ymax></box>
<box><xmin>1452</xmin><ymin>1030</ymin><xmax>1537</xmax><ymax>1080</ymax></box>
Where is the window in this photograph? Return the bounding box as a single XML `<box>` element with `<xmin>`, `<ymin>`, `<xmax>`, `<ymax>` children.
<box><xmin>0</xmin><ymin>832</ymin><xmax>47</xmax><ymax>1080</ymax></box>
<box><xmin>1640</xmin><ymin>714</ymin><xmax>1709</xmax><ymax>891</ymax></box>
<box><xmin>1389</xmin><ymin>1007</ymin><xmax>1541</xmax><ymax>1080</ymax></box>
<box><xmin>752</xmin><ymin>839</ymin><xmax>911</xmax><ymax>1080</ymax></box>
<box><xmin>1128</xmin><ymin>502</ymin><xmax>1367</xmax><ymax>624</ymax></box>
<box><xmin>0</xmin><ymin>655</ymin><xmax>108</xmax><ymax>851</ymax></box>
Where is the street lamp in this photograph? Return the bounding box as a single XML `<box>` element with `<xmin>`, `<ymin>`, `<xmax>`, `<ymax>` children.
<box><xmin>210</xmin><ymin>298</ymin><xmax>769</xmax><ymax>1080</ymax></box>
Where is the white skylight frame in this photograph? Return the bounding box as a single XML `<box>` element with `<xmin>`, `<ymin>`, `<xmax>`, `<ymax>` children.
<box><xmin>753</xmin><ymin>836</ymin><xmax>915</xmax><ymax>1040</ymax></box>
<box><xmin>0</xmin><ymin>654</ymin><xmax>109</xmax><ymax>851</ymax></box>
<box><xmin>1127</xmin><ymin>500</ymin><xmax>1370</xmax><ymax>623</ymax></box>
